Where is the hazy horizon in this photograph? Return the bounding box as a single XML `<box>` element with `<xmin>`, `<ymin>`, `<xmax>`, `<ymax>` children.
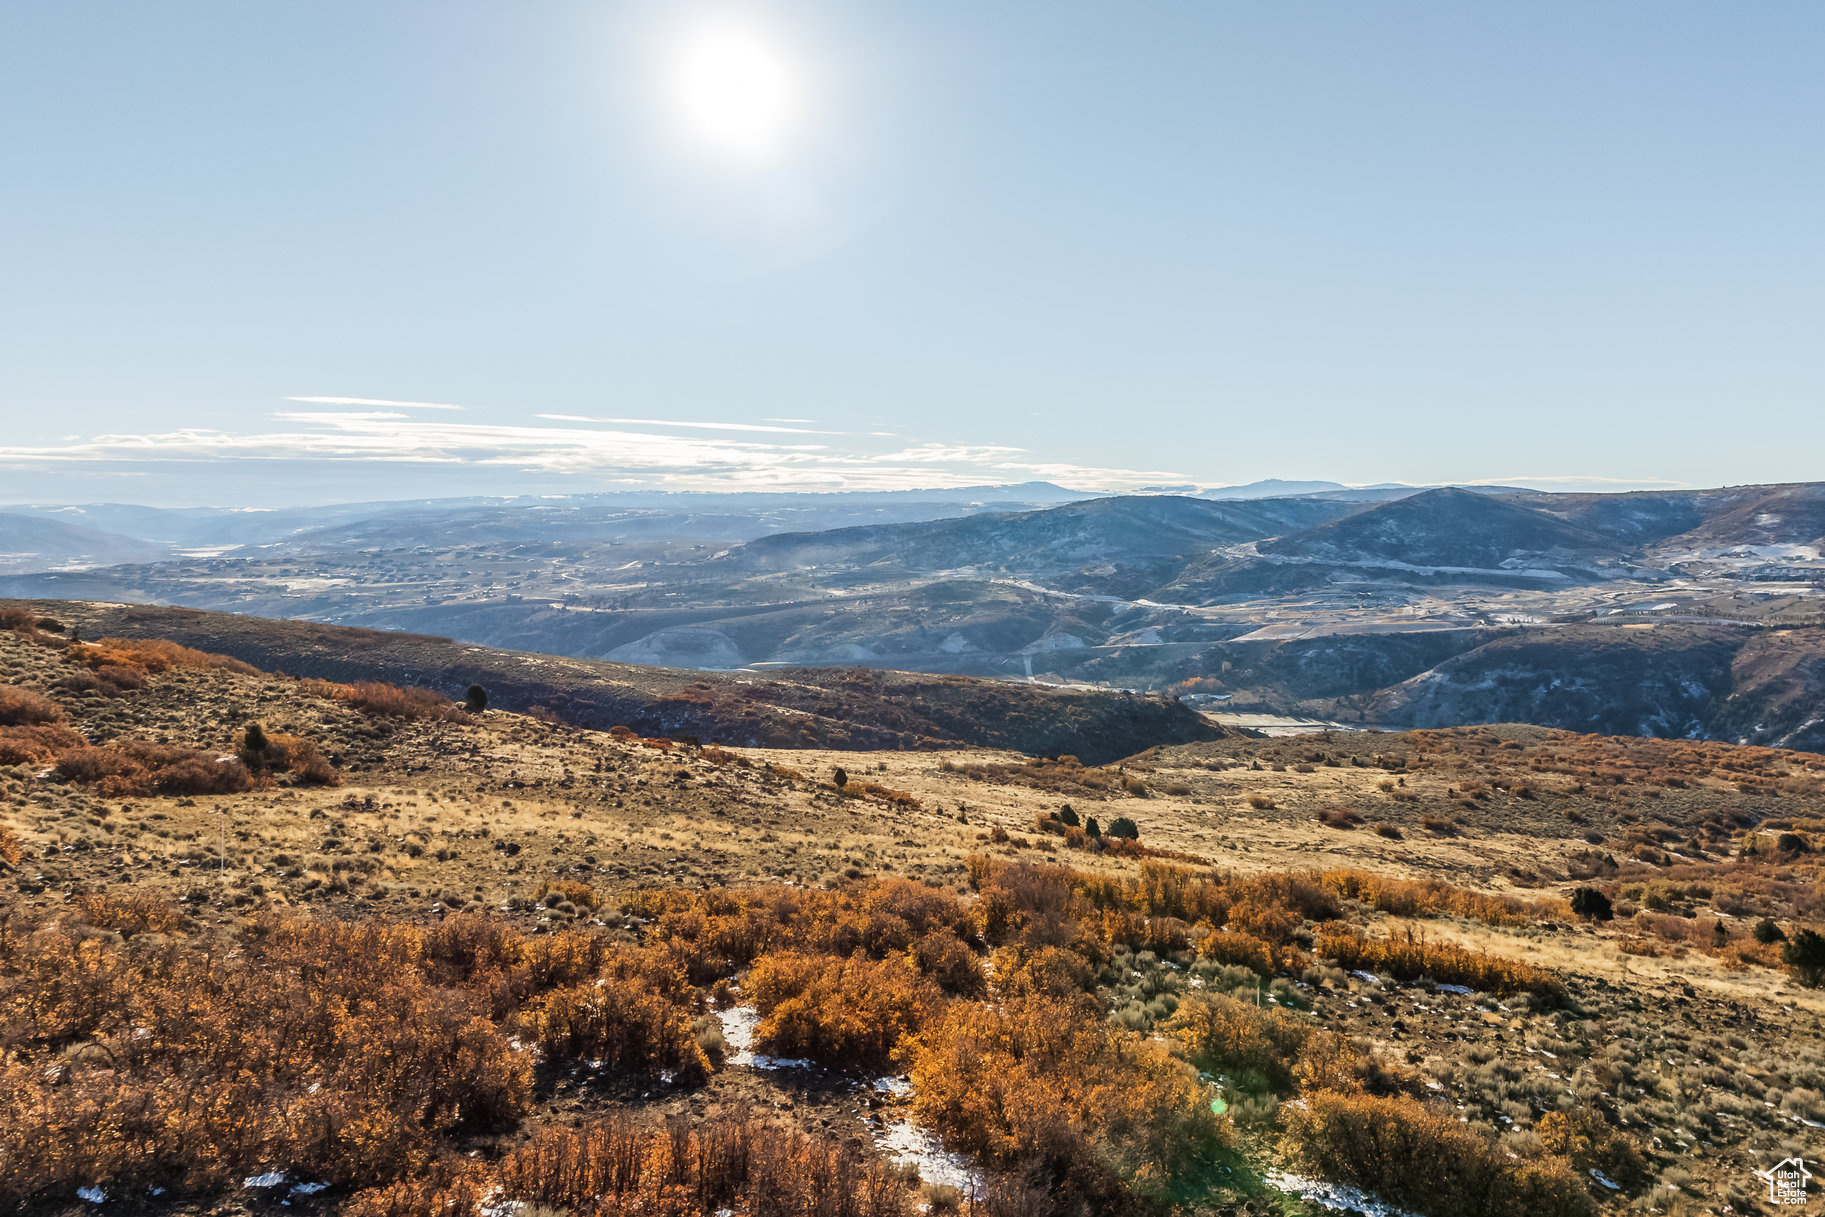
<box><xmin>1</xmin><ymin>472</ymin><xmax>1750</xmax><ymax>515</ymax></box>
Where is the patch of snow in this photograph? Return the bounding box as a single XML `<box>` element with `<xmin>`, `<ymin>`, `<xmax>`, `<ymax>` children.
<box><xmin>1267</xmin><ymin>1170</ymin><xmax>1422</xmax><ymax>1217</ymax></box>
<box><xmin>718</xmin><ymin>1005</ymin><xmax>815</xmax><ymax>1070</ymax></box>
<box><xmin>1588</xmin><ymin>1168</ymin><xmax>1621</xmax><ymax>1190</ymax></box>
<box><xmin>873</xmin><ymin>1075</ymin><xmax>913</xmax><ymax>1097</ymax></box>
<box><xmin>1350</xmin><ymin>970</ymin><xmax>1380</xmax><ymax>984</ymax></box>
<box><xmin>719</xmin><ymin>1005</ymin><xmax>759</xmax><ymax>1064</ymax></box>
<box><xmin>1434</xmin><ymin>983</ymin><xmax>1473</xmax><ymax>996</ymax></box>
<box><xmin>753</xmin><ymin>1054</ymin><xmax>816</xmax><ymax>1070</ymax></box>
<box><xmin>876</xmin><ymin>1120</ymin><xmax>983</xmax><ymax>1197</ymax></box>
<box><xmin>291</xmin><ymin>1182</ymin><xmax>330</xmax><ymax>1196</ymax></box>
<box><xmin>245</xmin><ymin>1172</ymin><xmax>287</xmax><ymax>1188</ymax></box>
<box><xmin>78</xmin><ymin>1185</ymin><xmax>106</xmax><ymax>1204</ymax></box>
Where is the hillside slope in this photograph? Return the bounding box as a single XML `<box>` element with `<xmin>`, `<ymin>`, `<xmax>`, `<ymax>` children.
<box><xmin>3</xmin><ymin>606</ymin><xmax>1823</xmax><ymax>1216</ymax></box>
<box><xmin>1358</xmin><ymin>622</ymin><xmax>1825</xmax><ymax>751</ymax></box>
<box><xmin>725</xmin><ymin>494</ymin><xmax>1360</xmax><ymax>595</ymax></box>
<box><xmin>1258</xmin><ymin>487</ymin><xmax>1620</xmax><ymax>571</ymax></box>
<box><xmin>9</xmin><ymin>599</ymin><xmax>1221</xmax><ymax>762</ymax></box>
<box><xmin>0</xmin><ymin>513</ymin><xmax>173</xmax><ymax>574</ymax></box>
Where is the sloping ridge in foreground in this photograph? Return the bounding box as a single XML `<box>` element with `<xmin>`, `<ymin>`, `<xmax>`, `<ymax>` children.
<box><xmin>12</xmin><ymin>600</ymin><xmax>1221</xmax><ymax>763</ymax></box>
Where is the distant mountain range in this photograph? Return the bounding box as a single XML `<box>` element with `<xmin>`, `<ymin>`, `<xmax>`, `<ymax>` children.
<box><xmin>1199</xmin><ymin>478</ymin><xmax>1539</xmax><ymax>501</ymax></box>
<box><xmin>3</xmin><ymin>480</ymin><xmax>1822</xmax><ymax>752</ymax></box>
<box><xmin>1</xmin><ymin>483</ymin><xmax>1093</xmax><ymax>555</ymax></box>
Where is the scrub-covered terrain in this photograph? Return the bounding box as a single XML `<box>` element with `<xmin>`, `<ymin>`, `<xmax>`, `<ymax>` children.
<box><xmin>2</xmin><ymin>607</ymin><xmax>1821</xmax><ymax>1216</ymax></box>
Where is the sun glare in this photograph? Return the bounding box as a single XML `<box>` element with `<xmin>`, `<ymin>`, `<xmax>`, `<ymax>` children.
<box><xmin>672</xmin><ymin>24</ymin><xmax>799</xmax><ymax>163</ymax></box>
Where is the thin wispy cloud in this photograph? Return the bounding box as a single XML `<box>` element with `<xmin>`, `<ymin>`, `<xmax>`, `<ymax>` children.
<box><xmin>0</xmin><ymin>407</ymin><xmax>1184</xmax><ymax>493</ymax></box>
<box><xmin>286</xmin><ymin>396</ymin><xmax>466</xmax><ymax>411</ymax></box>
<box><xmin>537</xmin><ymin>414</ymin><xmax>841</xmax><ymax>435</ymax></box>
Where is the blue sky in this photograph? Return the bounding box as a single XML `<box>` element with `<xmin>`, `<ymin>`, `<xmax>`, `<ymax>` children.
<box><xmin>2</xmin><ymin>2</ymin><xmax>1821</xmax><ymax>505</ymax></box>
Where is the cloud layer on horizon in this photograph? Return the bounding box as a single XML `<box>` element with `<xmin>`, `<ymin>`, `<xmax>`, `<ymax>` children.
<box><xmin>0</xmin><ymin>406</ymin><xmax>1189</xmax><ymax>493</ymax></box>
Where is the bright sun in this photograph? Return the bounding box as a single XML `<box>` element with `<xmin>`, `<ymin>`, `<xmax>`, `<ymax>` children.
<box><xmin>672</xmin><ymin>25</ymin><xmax>799</xmax><ymax>163</ymax></box>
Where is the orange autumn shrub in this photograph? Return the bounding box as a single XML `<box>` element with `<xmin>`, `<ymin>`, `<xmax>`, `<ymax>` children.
<box><xmin>345</xmin><ymin>1116</ymin><xmax>910</xmax><ymax>1217</ymax></box>
<box><xmin>1319</xmin><ymin>869</ymin><xmax>1566</xmax><ymax>927</ymax></box>
<box><xmin>0</xmin><ymin>685</ymin><xmax>64</xmax><ymax>725</ymax></box>
<box><xmin>56</xmin><ymin>637</ymin><xmax>261</xmax><ymax>695</ymax></box>
<box><xmin>1316</xmin><ymin>925</ymin><xmax>1565</xmax><ymax>999</ymax></box>
<box><xmin>241</xmin><ymin>729</ymin><xmax>339</xmax><ymax>785</ymax></box>
<box><xmin>78</xmin><ymin>637</ymin><xmax>261</xmax><ymax>677</ymax></box>
<box><xmin>534</xmin><ymin>878</ymin><xmax>604</xmax><ymax>911</ymax></box>
<box><xmin>0</xmin><ymin>607</ymin><xmax>39</xmax><ymax>632</ymax></box>
<box><xmin>1164</xmin><ymin>991</ymin><xmax>1313</xmax><ymax>1091</ymax></box>
<box><xmin>1098</xmin><ymin>908</ymin><xmax>1193</xmax><ymax>954</ymax></box>
<box><xmin>311</xmin><ymin>679</ymin><xmax>466</xmax><ymax>721</ymax></box>
<box><xmin>73</xmin><ymin>892</ymin><xmax>191</xmax><ymax>938</ymax></box>
<box><xmin>0</xmin><ymin>908</ymin><xmax>715</xmax><ymax>1209</ymax></box>
<box><xmin>1195</xmin><ymin>929</ymin><xmax>1277</xmax><ymax>976</ymax></box>
<box><xmin>0</xmin><ymin>915</ymin><xmax>531</xmax><ymax>1204</ymax></box>
<box><xmin>1225</xmin><ymin>895</ymin><xmax>1302</xmax><ymax>944</ymax></box>
<box><xmin>625</xmin><ymin>876</ymin><xmax>977</xmax><ymax>984</ymax></box>
<box><xmin>0</xmin><ymin>722</ymin><xmax>85</xmax><ymax>765</ymax></box>
<box><xmin>1282</xmin><ymin>1090</ymin><xmax>1592</xmax><ymax>1217</ymax></box>
<box><xmin>837</xmin><ymin>779</ymin><xmax>922</xmax><ymax>808</ymax></box>
<box><xmin>990</xmin><ymin>942</ymin><xmax>1097</xmax><ymax>1000</ymax></box>
<box><xmin>747</xmin><ymin>950</ymin><xmax>943</xmax><ymax>1069</ymax></box>
<box><xmin>54</xmin><ymin>740</ymin><xmax>263</xmax><ymax>797</ymax></box>
<box><xmin>516</xmin><ymin>978</ymin><xmax>709</xmax><ymax>1081</ymax></box>
<box><xmin>908</xmin><ymin>929</ymin><xmax>988</xmax><ymax>997</ymax></box>
<box><xmin>904</xmin><ymin>993</ymin><xmax>1225</xmax><ymax>1212</ymax></box>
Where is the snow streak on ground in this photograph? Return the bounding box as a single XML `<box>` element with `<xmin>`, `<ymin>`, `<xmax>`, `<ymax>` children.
<box><xmin>717</xmin><ymin>1004</ymin><xmax>814</xmax><ymax>1070</ymax></box>
<box><xmin>875</xmin><ymin>1120</ymin><xmax>984</xmax><ymax>1197</ymax></box>
<box><xmin>717</xmin><ymin>1004</ymin><xmax>972</xmax><ymax>1194</ymax></box>
<box><xmin>1265</xmin><ymin>1171</ymin><xmax>1423</xmax><ymax>1217</ymax></box>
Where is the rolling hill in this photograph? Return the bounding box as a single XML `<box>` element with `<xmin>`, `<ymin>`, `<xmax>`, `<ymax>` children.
<box><xmin>8</xmin><ymin>599</ymin><xmax>1221</xmax><ymax>763</ymax></box>
<box><xmin>0</xmin><ymin>513</ymin><xmax>173</xmax><ymax>574</ymax></box>
<box><xmin>1257</xmin><ymin>487</ymin><xmax>1621</xmax><ymax>572</ymax></box>
<box><xmin>723</xmin><ymin>494</ymin><xmax>1361</xmax><ymax>595</ymax></box>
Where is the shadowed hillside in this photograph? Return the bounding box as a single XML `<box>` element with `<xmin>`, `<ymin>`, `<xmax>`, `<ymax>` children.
<box><xmin>1257</xmin><ymin>487</ymin><xmax>1619</xmax><ymax>571</ymax></box>
<box><xmin>7</xmin><ymin>600</ymin><xmax>1221</xmax><ymax>763</ymax></box>
<box><xmin>724</xmin><ymin>495</ymin><xmax>1361</xmax><ymax>595</ymax></box>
